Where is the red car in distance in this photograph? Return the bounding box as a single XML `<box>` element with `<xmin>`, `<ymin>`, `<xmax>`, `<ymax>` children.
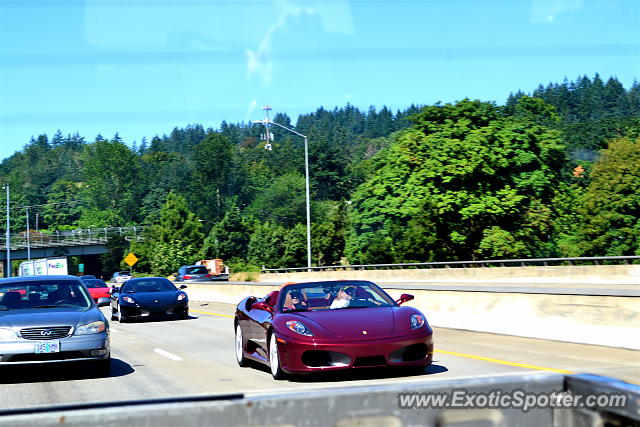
<box><xmin>234</xmin><ymin>280</ymin><xmax>434</xmax><ymax>379</ymax></box>
<box><xmin>81</xmin><ymin>278</ymin><xmax>111</xmax><ymax>302</ymax></box>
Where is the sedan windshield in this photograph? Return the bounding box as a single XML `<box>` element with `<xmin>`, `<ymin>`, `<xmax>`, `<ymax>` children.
<box><xmin>0</xmin><ymin>280</ymin><xmax>92</xmax><ymax>310</ymax></box>
<box><xmin>278</xmin><ymin>281</ymin><xmax>395</xmax><ymax>312</ymax></box>
<box><xmin>122</xmin><ymin>278</ymin><xmax>177</xmax><ymax>293</ymax></box>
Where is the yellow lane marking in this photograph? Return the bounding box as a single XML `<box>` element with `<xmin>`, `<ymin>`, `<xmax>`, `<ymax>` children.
<box><xmin>435</xmin><ymin>349</ymin><xmax>575</xmax><ymax>374</ymax></box>
<box><xmin>190</xmin><ymin>309</ymin><xmax>234</xmax><ymax>318</ymax></box>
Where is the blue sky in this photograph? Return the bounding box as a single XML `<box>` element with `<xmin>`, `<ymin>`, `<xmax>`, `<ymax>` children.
<box><xmin>0</xmin><ymin>0</ymin><xmax>638</xmax><ymax>162</ymax></box>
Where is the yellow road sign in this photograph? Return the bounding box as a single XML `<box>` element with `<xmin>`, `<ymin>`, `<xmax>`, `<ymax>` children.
<box><xmin>124</xmin><ymin>252</ymin><xmax>139</xmax><ymax>267</ymax></box>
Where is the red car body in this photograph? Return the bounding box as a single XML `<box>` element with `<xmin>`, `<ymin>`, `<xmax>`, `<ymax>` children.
<box><xmin>234</xmin><ymin>280</ymin><xmax>433</xmax><ymax>379</ymax></box>
<box><xmin>81</xmin><ymin>279</ymin><xmax>111</xmax><ymax>302</ymax></box>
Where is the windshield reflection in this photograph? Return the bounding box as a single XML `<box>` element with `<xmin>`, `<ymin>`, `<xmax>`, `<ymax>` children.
<box><xmin>0</xmin><ymin>281</ymin><xmax>92</xmax><ymax>310</ymax></box>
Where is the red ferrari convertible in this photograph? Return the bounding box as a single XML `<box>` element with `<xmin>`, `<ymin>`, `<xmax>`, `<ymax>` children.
<box><xmin>234</xmin><ymin>280</ymin><xmax>434</xmax><ymax>379</ymax></box>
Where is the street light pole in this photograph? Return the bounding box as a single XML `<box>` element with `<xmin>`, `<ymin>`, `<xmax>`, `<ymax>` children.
<box><xmin>26</xmin><ymin>207</ymin><xmax>30</xmax><ymax>260</ymax></box>
<box><xmin>254</xmin><ymin>114</ymin><xmax>312</xmax><ymax>271</ymax></box>
<box><xmin>4</xmin><ymin>184</ymin><xmax>10</xmax><ymax>277</ymax></box>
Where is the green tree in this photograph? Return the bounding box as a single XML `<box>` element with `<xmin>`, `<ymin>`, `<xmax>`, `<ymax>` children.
<box><xmin>312</xmin><ymin>201</ymin><xmax>348</xmax><ymax>266</ymax></box>
<box><xmin>190</xmin><ymin>131</ymin><xmax>235</xmax><ymax>220</ymax></box>
<box><xmin>346</xmin><ymin>99</ymin><xmax>566</xmax><ymax>263</ymax></box>
<box><xmin>201</xmin><ymin>209</ymin><xmax>254</xmax><ymax>261</ymax></box>
<box><xmin>572</xmin><ymin>137</ymin><xmax>640</xmax><ymax>256</ymax></box>
<box><xmin>246</xmin><ymin>173</ymin><xmax>308</xmax><ymax>227</ymax></box>
<box><xmin>247</xmin><ymin>221</ymin><xmax>287</xmax><ymax>268</ymax></box>
<box><xmin>139</xmin><ymin>191</ymin><xmax>204</xmax><ymax>274</ymax></box>
<box><xmin>80</xmin><ymin>139</ymin><xmax>142</xmax><ymax>225</ymax></box>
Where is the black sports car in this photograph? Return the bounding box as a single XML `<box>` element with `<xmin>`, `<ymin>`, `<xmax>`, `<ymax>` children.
<box><xmin>110</xmin><ymin>277</ymin><xmax>188</xmax><ymax>322</ymax></box>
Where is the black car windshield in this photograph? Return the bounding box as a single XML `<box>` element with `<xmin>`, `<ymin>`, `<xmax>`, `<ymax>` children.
<box><xmin>0</xmin><ymin>280</ymin><xmax>92</xmax><ymax>310</ymax></box>
<box><xmin>278</xmin><ymin>281</ymin><xmax>395</xmax><ymax>312</ymax></box>
<box><xmin>122</xmin><ymin>278</ymin><xmax>177</xmax><ymax>293</ymax></box>
<box><xmin>184</xmin><ymin>266</ymin><xmax>207</xmax><ymax>274</ymax></box>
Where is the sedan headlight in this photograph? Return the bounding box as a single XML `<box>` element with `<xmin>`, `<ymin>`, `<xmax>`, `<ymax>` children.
<box><xmin>177</xmin><ymin>293</ymin><xmax>187</xmax><ymax>301</ymax></box>
<box><xmin>75</xmin><ymin>321</ymin><xmax>106</xmax><ymax>335</ymax></box>
<box><xmin>122</xmin><ymin>296</ymin><xmax>135</xmax><ymax>304</ymax></box>
<box><xmin>285</xmin><ymin>320</ymin><xmax>313</xmax><ymax>336</ymax></box>
<box><xmin>410</xmin><ymin>314</ymin><xmax>425</xmax><ymax>330</ymax></box>
<box><xmin>0</xmin><ymin>328</ymin><xmax>17</xmax><ymax>341</ymax></box>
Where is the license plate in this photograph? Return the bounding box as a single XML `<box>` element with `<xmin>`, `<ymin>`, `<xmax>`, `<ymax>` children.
<box><xmin>34</xmin><ymin>340</ymin><xmax>60</xmax><ymax>354</ymax></box>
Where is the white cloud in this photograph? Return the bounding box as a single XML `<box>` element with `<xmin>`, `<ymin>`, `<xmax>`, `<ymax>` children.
<box><xmin>244</xmin><ymin>100</ymin><xmax>258</xmax><ymax>123</ymax></box>
<box><xmin>245</xmin><ymin>6</ymin><xmax>315</xmax><ymax>86</ymax></box>
<box><xmin>530</xmin><ymin>0</ymin><xmax>583</xmax><ymax>23</ymax></box>
<box><xmin>245</xmin><ymin>0</ymin><xmax>355</xmax><ymax>86</ymax></box>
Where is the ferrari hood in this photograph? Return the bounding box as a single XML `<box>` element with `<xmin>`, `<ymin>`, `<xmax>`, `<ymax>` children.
<box><xmin>127</xmin><ymin>291</ymin><xmax>180</xmax><ymax>305</ymax></box>
<box><xmin>297</xmin><ymin>307</ymin><xmax>396</xmax><ymax>340</ymax></box>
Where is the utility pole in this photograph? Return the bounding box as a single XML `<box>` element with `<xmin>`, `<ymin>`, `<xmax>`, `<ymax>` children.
<box><xmin>260</xmin><ymin>105</ymin><xmax>273</xmax><ymax>150</ymax></box>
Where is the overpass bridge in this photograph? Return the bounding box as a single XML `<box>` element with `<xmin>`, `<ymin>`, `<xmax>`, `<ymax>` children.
<box><xmin>0</xmin><ymin>227</ymin><xmax>145</xmax><ymax>275</ymax></box>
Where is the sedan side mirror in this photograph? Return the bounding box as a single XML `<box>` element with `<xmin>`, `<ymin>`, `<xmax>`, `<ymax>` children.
<box><xmin>396</xmin><ymin>293</ymin><xmax>414</xmax><ymax>305</ymax></box>
<box><xmin>96</xmin><ymin>297</ymin><xmax>111</xmax><ymax>307</ymax></box>
<box><xmin>179</xmin><ymin>285</ymin><xmax>187</xmax><ymax>289</ymax></box>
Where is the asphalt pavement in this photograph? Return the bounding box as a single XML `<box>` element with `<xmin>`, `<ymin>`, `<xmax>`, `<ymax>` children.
<box><xmin>0</xmin><ymin>301</ymin><xmax>637</xmax><ymax>411</ymax></box>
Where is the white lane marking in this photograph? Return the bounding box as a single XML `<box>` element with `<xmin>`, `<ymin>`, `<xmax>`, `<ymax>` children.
<box><xmin>109</xmin><ymin>328</ymin><xmax>120</xmax><ymax>333</ymax></box>
<box><xmin>154</xmin><ymin>348</ymin><xmax>182</xmax><ymax>361</ymax></box>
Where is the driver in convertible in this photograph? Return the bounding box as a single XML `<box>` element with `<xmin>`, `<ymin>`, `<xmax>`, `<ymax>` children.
<box><xmin>287</xmin><ymin>291</ymin><xmax>309</xmax><ymax>310</ymax></box>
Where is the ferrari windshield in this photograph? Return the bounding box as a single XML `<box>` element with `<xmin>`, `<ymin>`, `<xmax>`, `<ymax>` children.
<box><xmin>278</xmin><ymin>281</ymin><xmax>395</xmax><ymax>312</ymax></box>
<box><xmin>0</xmin><ymin>280</ymin><xmax>92</xmax><ymax>310</ymax></box>
<box><xmin>122</xmin><ymin>278</ymin><xmax>177</xmax><ymax>293</ymax></box>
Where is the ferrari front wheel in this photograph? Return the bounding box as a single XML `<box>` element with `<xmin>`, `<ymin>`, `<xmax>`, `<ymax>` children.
<box><xmin>269</xmin><ymin>333</ymin><xmax>286</xmax><ymax>380</ymax></box>
<box><xmin>235</xmin><ymin>324</ymin><xmax>248</xmax><ymax>367</ymax></box>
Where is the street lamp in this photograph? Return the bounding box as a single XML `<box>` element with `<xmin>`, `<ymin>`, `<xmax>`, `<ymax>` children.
<box><xmin>254</xmin><ymin>109</ymin><xmax>312</xmax><ymax>270</ymax></box>
<box><xmin>3</xmin><ymin>184</ymin><xmax>10</xmax><ymax>277</ymax></box>
<box><xmin>25</xmin><ymin>207</ymin><xmax>30</xmax><ymax>260</ymax></box>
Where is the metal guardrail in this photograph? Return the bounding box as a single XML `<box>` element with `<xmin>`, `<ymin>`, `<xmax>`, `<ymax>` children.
<box><xmin>261</xmin><ymin>256</ymin><xmax>640</xmax><ymax>273</ymax></box>
<box><xmin>0</xmin><ymin>226</ymin><xmax>145</xmax><ymax>251</ymax></box>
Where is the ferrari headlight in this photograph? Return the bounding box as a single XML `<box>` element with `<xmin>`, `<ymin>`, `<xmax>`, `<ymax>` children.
<box><xmin>285</xmin><ymin>320</ymin><xmax>313</xmax><ymax>337</ymax></box>
<box><xmin>410</xmin><ymin>314</ymin><xmax>425</xmax><ymax>330</ymax></box>
<box><xmin>0</xmin><ymin>328</ymin><xmax>17</xmax><ymax>340</ymax></box>
<box><xmin>122</xmin><ymin>296</ymin><xmax>135</xmax><ymax>304</ymax></box>
<box><xmin>177</xmin><ymin>293</ymin><xmax>187</xmax><ymax>301</ymax></box>
<box><xmin>75</xmin><ymin>321</ymin><xmax>106</xmax><ymax>335</ymax></box>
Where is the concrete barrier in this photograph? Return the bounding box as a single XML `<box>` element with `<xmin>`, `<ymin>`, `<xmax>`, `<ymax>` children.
<box><xmin>186</xmin><ymin>265</ymin><xmax>640</xmax><ymax>350</ymax></box>
<box><xmin>2</xmin><ymin>373</ymin><xmax>638</xmax><ymax>426</ymax></box>
<box><xmin>187</xmin><ymin>282</ymin><xmax>639</xmax><ymax>350</ymax></box>
<box><xmin>259</xmin><ymin>264</ymin><xmax>640</xmax><ymax>284</ymax></box>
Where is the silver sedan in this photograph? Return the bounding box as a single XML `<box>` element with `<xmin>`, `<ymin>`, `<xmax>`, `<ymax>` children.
<box><xmin>0</xmin><ymin>275</ymin><xmax>111</xmax><ymax>375</ymax></box>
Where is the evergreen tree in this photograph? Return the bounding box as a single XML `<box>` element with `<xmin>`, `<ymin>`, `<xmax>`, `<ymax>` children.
<box><xmin>572</xmin><ymin>137</ymin><xmax>640</xmax><ymax>256</ymax></box>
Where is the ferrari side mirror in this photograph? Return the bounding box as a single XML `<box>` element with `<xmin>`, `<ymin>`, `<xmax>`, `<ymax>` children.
<box><xmin>396</xmin><ymin>293</ymin><xmax>414</xmax><ymax>305</ymax></box>
<box><xmin>251</xmin><ymin>301</ymin><xmax>274</xmax><ymax>313</ymax></box>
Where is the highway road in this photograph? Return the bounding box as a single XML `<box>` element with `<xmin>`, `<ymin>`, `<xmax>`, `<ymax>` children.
<box><xmin>0</xmin><ymin>302</ymin><xmax>637</xmax><ymax>411</ymax></box>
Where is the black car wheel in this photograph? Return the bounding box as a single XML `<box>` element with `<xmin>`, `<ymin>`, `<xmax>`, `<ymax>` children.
<box><xmin>118</xmin><ymin>305</ymin><xmax>128</xmax><ymax>323</ymax></box>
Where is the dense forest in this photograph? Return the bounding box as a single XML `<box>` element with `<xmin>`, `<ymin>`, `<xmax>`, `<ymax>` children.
<box><xmin>1</xmin><ymin>74</ymin><xmax>639</xmax><ymax>276</ymax></box>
